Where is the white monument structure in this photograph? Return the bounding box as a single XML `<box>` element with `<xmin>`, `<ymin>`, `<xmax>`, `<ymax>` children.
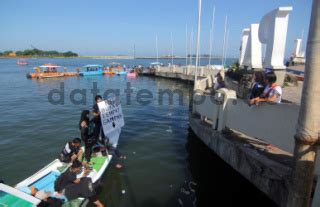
<box><xmin>239</xmin><ymin>28</ymin><xmax>250</xmax><ymax>66</ymax></box>
<box><xmin>242</xmin><ymin>24</ymin><xmax>262</xmax><ymax>69</ymax></box>
<box><xmin>240</xmin><ymin>6</ymin><xmax>293</xmax><ymax>85</ymax></box>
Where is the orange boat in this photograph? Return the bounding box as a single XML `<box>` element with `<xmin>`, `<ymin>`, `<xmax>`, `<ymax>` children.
<box><xmin>26</xmin><ymin>64</ymin><xmax>64</xmax><ymax>79</ymax></box>
<box><xmin>64</xmin><ymin>72</ymin><xmax>79</xmax><ymax>77</ymax></box>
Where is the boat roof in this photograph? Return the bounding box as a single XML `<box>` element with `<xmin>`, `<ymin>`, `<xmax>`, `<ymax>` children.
<box><xmin>39</xmin><ymin>64</ymin><xmax>61</xmax><ymax>68</ymax></box>
<box><xmin>83</xmin><ymin>64</ymin><xmax>103</xmax><ymax>68</ymax></box>
<box><xmin>150</xmin><ymin>62</ymin><xmax>162</xmax><ymax>65</ymax></box>
<box><xmin>109</xmin><ymin>62</ymin><xmax>121</xmax><ymax>65</ymax></box>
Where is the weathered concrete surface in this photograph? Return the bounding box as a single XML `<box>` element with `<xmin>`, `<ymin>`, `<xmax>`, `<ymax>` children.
<box><xmin>189</xmin><ymin>114</ymin><xmax>293</xmax><ymax>207</ymax></box>
<box><xmin>155</xmin><ymin>72</ymin><xmax>196</xmax><ymax>82</ymax></box>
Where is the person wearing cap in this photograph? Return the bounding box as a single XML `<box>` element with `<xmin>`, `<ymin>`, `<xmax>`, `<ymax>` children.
<box><xmin>54</xmin><ymin>160</ymin><xmax>90</xmax><ymax>193</ymax></box>
<box><xmin>59</xmin><ymin>138</ymin><xmax>83</xmax><ymax>163</ymax></box>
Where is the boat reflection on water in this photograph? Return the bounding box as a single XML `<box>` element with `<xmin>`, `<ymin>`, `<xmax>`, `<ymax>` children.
<box><xmin>185</xmin><ymin>129</ymin><xmax>277</xmax><ymax>207</ymax></box>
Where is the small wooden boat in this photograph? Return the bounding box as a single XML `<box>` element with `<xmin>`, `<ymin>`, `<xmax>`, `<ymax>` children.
<box><xmin>115</xmin><ymin>71</ymin><xmax>127</xmax><ymax>75</ymax></box>
<box><xmin>14</xmin><ymin>149</ymin><xmax>112</xmax><ymax>206</ymax></box>
<box><xmin>0</xmin><ymin>183</ymin><xmax>41</xmax><ymax>206</ymax></box>
<box><xmin>26</xmin><ymin>64</ymin><xmax>64</xmax><ymax>79</ymax></box>
<box><xmin>17</xmin><ymin>59</ymin><xmax>28</xmax><ymax>65</ymax></box>
<box><xmin>64</xmin><ymin>72</ymin><xmax>79</xmax><ymax>77</ymax></box>
<box><xmin>127</xmin><ymin>71</ymin><xmax>137</xmax><ymax>78</ymax></box>
<box><xmin>79</xmin><ymin>65</ymin><xmax>104</xmax><ymax>76</ymax></box>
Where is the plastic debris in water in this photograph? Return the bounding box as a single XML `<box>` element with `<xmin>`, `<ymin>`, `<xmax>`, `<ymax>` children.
<box><xmin>188</xmin><ymin>181</ymin><xmax>197</xmax><ymax>193</ymax></box>
<box><xmin>178</xmin><ymin>198</ymin><xmax>184</xmax><ymax>206</ymax></box>
<box><xmin>133</xmin><ymin>151</ymin><xmax>136</xmax><ymax>154</ymax></box>
<box><xmin>166</xmin><ymin>129</ymin><xmax>172</xmax><ymax>133</ymax></box>
<box><xmin>121</xmin><ymin>190</ymin><xmax>126</xmax><ymax>194</ymax></box>
<box><xmin>180</xmin><ymin>187</ymin><xmax>190</xmax><ymax>195</ymax></box>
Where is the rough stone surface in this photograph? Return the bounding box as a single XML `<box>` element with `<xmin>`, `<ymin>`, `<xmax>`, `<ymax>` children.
<box><xmin>190</xmin><ymin>114</ymin><xmax>293</xmax><ymax>207</ymax></box>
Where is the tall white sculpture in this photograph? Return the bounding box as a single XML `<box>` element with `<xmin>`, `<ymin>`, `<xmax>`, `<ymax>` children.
<box><xmin>294</xmin><ymin>38</ymin><xmax>304</xmax><ymax>58</ymax></box>
<box><xmin>259</xmin><ymin>7</ymin><xmax>293</xmax><ymax>69</ymax></box>
<box><xmin>239</xmin><ymin>28</ymin><xmax>250</xmax><ymax>67</ymax></box>
<box><xmin>242</xmin><ymin>24</ymin><xmax>262</xmax><ymax>69</ymax></box>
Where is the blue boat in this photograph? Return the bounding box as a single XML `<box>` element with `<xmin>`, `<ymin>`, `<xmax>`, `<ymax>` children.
<box><xmin>115</xmin><ymin>71</ymin><xmax>127</xmax><ymax>75</ymax></box>
<box><xmin>79</xmin><ymin>64</ymin><xmax>104</xmax><ymax>76</ymax></box>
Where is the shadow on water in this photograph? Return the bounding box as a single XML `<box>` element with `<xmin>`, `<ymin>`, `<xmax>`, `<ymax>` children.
<box><xmin>186</xmin><ymin>128</ymin><xmax>278</xmax><ymax>207</ymax></box>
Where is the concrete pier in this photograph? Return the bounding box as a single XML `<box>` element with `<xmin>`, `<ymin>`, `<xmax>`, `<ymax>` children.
<box><xmin>189</xmin><ymin>114</ymin><xmax>293</xmax><ymax>206</ymax></box>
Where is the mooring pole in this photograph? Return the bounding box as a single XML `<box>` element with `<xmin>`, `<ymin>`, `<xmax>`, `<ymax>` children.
<box><xmin>287</xmin><ymin>0</ymin><xmax>320</xmax><ymax>206</ymax></box>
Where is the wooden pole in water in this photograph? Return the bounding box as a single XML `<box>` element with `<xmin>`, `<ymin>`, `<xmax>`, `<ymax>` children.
<box><xmin>287</xmin><ymin>0</ymin><xmax>320</xmax><ymax>206</ymax></box>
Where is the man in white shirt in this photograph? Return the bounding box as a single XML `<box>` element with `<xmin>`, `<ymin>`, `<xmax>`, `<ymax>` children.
<box><xmin>250</xmin><ymin>72</ymin><xmax>282</xmax><ymax>105</ymax></box>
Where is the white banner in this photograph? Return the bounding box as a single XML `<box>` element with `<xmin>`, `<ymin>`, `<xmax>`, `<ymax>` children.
<box><xmin>98</xmin><ymin>100</ymin><xmax>124</xmax><ymax>135</ymax></box>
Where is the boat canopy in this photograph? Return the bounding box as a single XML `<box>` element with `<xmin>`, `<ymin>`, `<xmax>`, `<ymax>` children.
<box><xmin>83</xmin><ymin>64</ymin><xmax>103</xmax><ymax>68</ymax></box>
<box><xmin>39</xmin><ymin>64</ymin><xmax>61</xmax><ymax>68</ymax></box>
<box><xmin>109</xmin><ymin>62</ymin><xmax>121</xmax><ymax>66</ymax></box>
<box><xmin>150</xmin><ymin>62</ymin><xmax>162</xmax><ymax>65</ymax></box>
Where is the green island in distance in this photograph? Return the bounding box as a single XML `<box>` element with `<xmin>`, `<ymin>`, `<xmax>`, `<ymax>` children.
<box><xmin>0</xmin><ymin>49</ymin><xmax>78</xmax><ymax>58</ymax></box>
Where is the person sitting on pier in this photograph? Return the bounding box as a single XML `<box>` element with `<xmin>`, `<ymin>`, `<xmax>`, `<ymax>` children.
<box><xmin>79</xmin><ymin>110</ymin><xmax>97</xmax><ymax>164</ymax></box>
<box><xmin>59</xmin><ymin>138</ymin><xmax>83</xmax><ymax>163</ymax></box>
<box><xmin>248</xmin><ymin>71</ymin><xmax>265</xmax><ymax>100</ymax></box>
<box><xmin>214</xmin><ymin>72</ymin><xmax>226</xmax><ymax>90</ymax></box>
<box><xmin>250</xmin><ymin>71</ymin><xmax>282</xmax><ymax>105</ymax></box>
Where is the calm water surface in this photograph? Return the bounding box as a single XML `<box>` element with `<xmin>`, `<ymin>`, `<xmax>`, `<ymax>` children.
<box><xmin>0</xmin><ymin>58</ymin><xmax>275</xmax><ymax>207</ymax></box>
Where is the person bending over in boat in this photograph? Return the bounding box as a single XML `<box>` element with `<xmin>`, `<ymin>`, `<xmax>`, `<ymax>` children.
<box><xmin>54</xmin><ymin>160</ymin><xmax>90</xmax><ymax>193</ymax></box>
<box><xmin>55</xmin><ymin>160</ymin><xmax>104</xmax><ymax>207</ymax></box>
<box><xmin>59</xmin><ymin>138</ymin><xmax>83</xmax><ymax>163</ymax></box>
<box><xmin>79</xmin><ymin>110</ymin><xmax>97</xmax><ymax>164</ymax></box>
<box><xmin>64</xmin><ymin>177</ymin><xmax>104</xmax><ymax>207</ymax></box>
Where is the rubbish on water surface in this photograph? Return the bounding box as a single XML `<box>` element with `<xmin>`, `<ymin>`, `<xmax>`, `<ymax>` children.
<box><xmin>178</xmin><ymin>198</ymin><xmax>184</xmax><ymax>206</ymax></box>
<box><xmin>121</xmin><ymin>190</ymin><xmax>126</xmax><ymax>194</ymax></box>
<box><xmin>188</xmin><ymin>181</ymin><xmax>197</xmax><ymax>193</ymax></box>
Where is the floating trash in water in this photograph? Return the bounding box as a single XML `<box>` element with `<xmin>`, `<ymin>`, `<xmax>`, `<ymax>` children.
<box><xmin>188</xmin><ymin>181</ymin><xmax>197</xmax><ymax>193</ymax></box>
<box><xmin>180</xmin><ymin>187</ymin><xmax>190</xmax><ymax>195</ymax></box>
<box><xmin>167</xmin><ymin>112</ymin><xmax>172</xmax><ymax>117</ymax></box>
<box><xmin>132</xmin><ymin>151</ymin><xmax>136</xmax><ymax>154</ymax></box>
<box><xmin>178</xmin><ymin>198</ymin><xmax>184</xmax><ymax>206</ymax></box>
<box><xmin>169</xmin><ymin>184</ymin><xmax>173</xmax><ymax>188</ymax></box>
<box><xmin>121</xmin><ymin>190</ymin><xmax>126</xmax><ymax>194</ymax></box>
<box><xmin>166</xmin><ymin>129</ymin><xmax>173</xmax><ymax>133</ymax></box>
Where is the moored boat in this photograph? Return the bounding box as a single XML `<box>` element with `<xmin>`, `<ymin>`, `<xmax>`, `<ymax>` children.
<box><xmin>79</xmin><ymin>65</ymin><xmax>104</xmax><ymax>76</ymax></box>
<box><xmin>17</xmin><ymin>59</ymin><xmax>28</xmax><ymax>65</ymax></box>
<box><xmin>0</xmin><ymin>183</ymin><xmax>41</xmax><ymax>207</ymax></box>
<box><xmin>14</xmin><ymin>150</ymin><xmax>112</xmax><ymax>206</ymax></box>
<box><xmin>127</xmin><ymin>70</ymin><xmax>137</xmax><ymax>78</ymax></box>
<box><xmin>26</xmin><ymin>64</ymin><xmax>64</xmax><ymax>79</ymax></box>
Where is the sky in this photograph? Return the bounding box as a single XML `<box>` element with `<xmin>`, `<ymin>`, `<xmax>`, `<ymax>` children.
<box><xmin>0</xmin><ymin>0</ymin><xmax>313</xmax><ymax>58</ymax></box>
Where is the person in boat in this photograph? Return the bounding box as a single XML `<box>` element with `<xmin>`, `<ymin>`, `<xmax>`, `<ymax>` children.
<box><xmin>31</xmin><ymin>187</ymin><xmax>64</xmax><ymax>207</ymax></box>
<box><xmin>59</xmin><ymin>138</ymin><xmax>83</xmax><ymax>163</ymax></box>
<box><xmin>248</xmin><ymin>71</ymin><xmax>265</xmax><ymax>100</ymax></box>
<box><xmin>54</xmin><ymin>160</ymin><xmax>90</xmax><ymax>193</ymax></box>
<box><xmin>31</xmin><ymin>187</ymin><xmax>51</xmax><ymax>200</ymax></box>
<box><xmin>79</xmin><ymin>110</ymin><xmax>97</xmax><ymax>164</ymax></box>
<box><xmin>250</xmin><ymin>71</ymin><xmax>282</xmax><ymax>105</ymax></box>
<box><xmin>92</xmin><ymin>95</ymin><xmax>106</xmax><ymax>145</ymax></box>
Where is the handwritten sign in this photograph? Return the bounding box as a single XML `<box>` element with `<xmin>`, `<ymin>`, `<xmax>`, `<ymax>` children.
<box><xmin>98</xmin><ymin>100</ymin><xmax>124</xmax><ymax>135</ymax></box>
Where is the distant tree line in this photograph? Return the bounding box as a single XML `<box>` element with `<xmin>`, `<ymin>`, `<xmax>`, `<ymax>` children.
<box><xmin>0</xmin><ymin>49</ymin><xmax>78</xmax><ymax>57</ymax></box>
